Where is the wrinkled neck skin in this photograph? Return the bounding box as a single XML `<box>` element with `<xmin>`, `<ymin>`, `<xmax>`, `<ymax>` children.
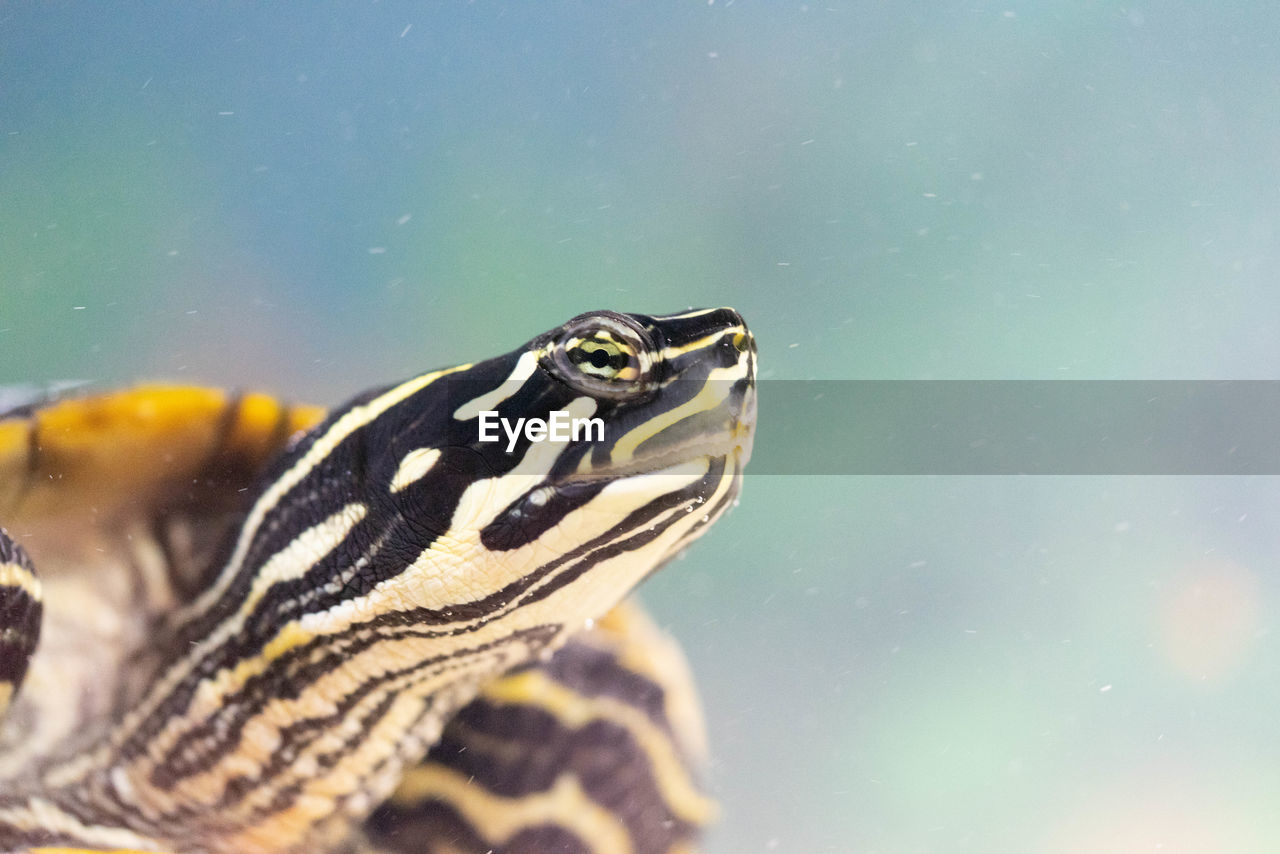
<box><xmin>20</xmin><ymin>461</ymin><xmax>742</xmax><ymax>852</ymax></box>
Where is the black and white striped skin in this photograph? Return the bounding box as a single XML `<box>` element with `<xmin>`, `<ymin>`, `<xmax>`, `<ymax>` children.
<box><xmin>364</xmin><ymin>600</ymin><xmax>716</xmax><ymax>854</ymax></box>
<box><xmin>0</xmin><ymin>308</ymin><xmax>755</xmax><ymax>854</ymax></box>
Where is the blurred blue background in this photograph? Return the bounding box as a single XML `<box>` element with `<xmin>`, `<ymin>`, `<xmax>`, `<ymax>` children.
<box><xmin>4</xmin><ymin>3</ymin><xmax>1280</xmax><ymax>852</ymax></box>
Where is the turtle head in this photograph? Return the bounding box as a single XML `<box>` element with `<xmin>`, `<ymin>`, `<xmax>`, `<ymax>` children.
<box><xmin>78</xmin><ymin>308</ymin><xmax>754</xmax><ymax>852</ymax></box>
<box><xmin>371</xmin><ymin>306</ymin><xmax>757</xmax><ymax>623</ymax></box>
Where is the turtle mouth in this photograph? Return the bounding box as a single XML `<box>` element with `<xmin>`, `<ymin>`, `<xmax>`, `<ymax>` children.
<box><xmin>560</xmin><ymin>429</ymin><xmax>752</xmax><ymax>485</ymax></box>
<box><xmin>558</xmin><ymin>426</ymin><xmax>753</xmax><ymax>493</ymax></box>
<box><xmin>560</xmin><ymin>377</ymin><xmax>756</xmax><ymax>486</ymax></box>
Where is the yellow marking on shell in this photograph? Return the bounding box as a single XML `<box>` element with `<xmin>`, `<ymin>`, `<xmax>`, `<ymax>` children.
<box><xmin>480</xmin><ymin>669</ymin><xmax>717</xmax><ymax>827</ymax></box>
<box><xmin>0</xmin><ymin>559</ymin><xmax>41</xmax><ymax>601</ymax></box>
<box><xmin>452</xmin><ymin>350</ymin><xmax>540</xmax><ymax>421</ymax></box>
<box><xmin>393</xmin><ymin>765</ymin><xmax>635</xmax><ymax>854</ymax></box>
<box><xmin>0</xmin><ymin>385</ymin><xmax>323</xmax><ymax>525</ymax></box>
<box><xmin>390</xmin><ymin>447</ymin><xmax>443</xmax><ymax>493</ymax></box>
<box><xmin>0</xmin><ymin>681</ymin><xmax>12</xmax><ymax>711</ymax></box>
<box><xmin>229</xmin><ymin>392</ymin><xmax>326</xmax><ymax>452</ymax></box>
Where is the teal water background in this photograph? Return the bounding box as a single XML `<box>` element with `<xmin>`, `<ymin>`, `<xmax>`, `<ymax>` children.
<box><xmin>4</xmin><ymin>4</ymin><xmax>1280</xmax><ymax>851</ymax></box>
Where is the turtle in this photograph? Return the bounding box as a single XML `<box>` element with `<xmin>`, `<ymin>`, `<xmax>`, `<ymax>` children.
<box><xmin>0</xmin><ymin>308</ymin><xmax>756</xmax><ymax>854</ymax></box>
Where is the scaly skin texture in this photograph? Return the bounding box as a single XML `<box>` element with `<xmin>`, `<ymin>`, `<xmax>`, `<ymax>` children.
<box><xmin>0</xmin><ymin>308</ymin><xmax>755</xmax><ymax>854</ymax></box>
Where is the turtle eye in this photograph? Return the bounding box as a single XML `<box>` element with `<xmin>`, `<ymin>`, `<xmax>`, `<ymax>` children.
<box><xmin>566</xmin><ymin>336</ymin><xmax>634</xmax><ymax>380</ymax></box>
<box><xmin>549</xmin><ymin>314</ymin><xmax>656</xmax><ymax>399</ymax></box>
